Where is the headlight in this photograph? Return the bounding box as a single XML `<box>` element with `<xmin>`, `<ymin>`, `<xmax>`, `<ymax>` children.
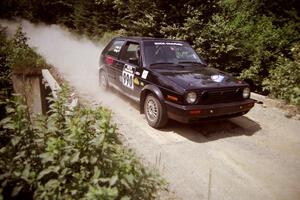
<box><xmin>186</xmin><ymin>92</ymin><xmax>197</xmax><ymax>104</ymax></box>
<box><xmin>243</xmin><ymin>88</ymin><xmax>250</xmax><ymax>98</ymax></box>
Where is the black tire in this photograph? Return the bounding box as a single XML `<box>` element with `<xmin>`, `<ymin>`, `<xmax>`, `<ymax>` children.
<box><xmin>144</xmin><ymin>94</ymin><xmax>168</xmax><ymax>128</ymax></box>
<box><xmin>99</xmin><ymin>70</ymin><xmax>109</xmax><ymax>90</ymax></box>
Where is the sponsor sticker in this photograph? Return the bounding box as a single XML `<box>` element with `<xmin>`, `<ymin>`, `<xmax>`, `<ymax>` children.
<box><xmin>141</xmin><ymin>70</ymin><xmax>149</xmax><ymax>79</ymax></box>
<box><xmin>133</xmin><ymin>77</ymin><xmax>139</xmax><ymax>86</ymax></box>
<box><xmin>154</xmin><ymin>42</ymin><xmax>183</xmax><ymax>46</ymax></box>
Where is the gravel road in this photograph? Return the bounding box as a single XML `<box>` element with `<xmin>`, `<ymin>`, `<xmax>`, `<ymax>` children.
<box><xmin>3</xmin><ymin>20</ymin><xmax>300</xmax><ymax>200</ymax></box>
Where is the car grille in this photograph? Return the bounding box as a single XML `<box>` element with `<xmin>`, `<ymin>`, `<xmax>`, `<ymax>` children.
<box><xmin>197</xmin><ymin>88</ymin><xmax>243</xmax><ymax>105</ymax></box>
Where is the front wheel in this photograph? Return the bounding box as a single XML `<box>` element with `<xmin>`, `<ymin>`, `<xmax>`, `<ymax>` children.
<box><xmin>99</xmin><ymin>70</ymin><xmax>109</xmax><ymax>90</ymax></box>
<box><xmin>144</xmin><ymin>94</ymin><xmax>168</xmax><ymax>128</ymax></box>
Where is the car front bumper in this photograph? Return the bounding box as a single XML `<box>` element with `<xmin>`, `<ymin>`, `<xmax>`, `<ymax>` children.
<box><xmin>165</xmin><ymin>99</ymin><xmax>255</xmax><ymax>123</ymax></box>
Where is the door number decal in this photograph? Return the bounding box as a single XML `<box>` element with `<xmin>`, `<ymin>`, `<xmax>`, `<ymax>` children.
<box><xmin>122</xmin><ymin>64</ymin><xmax>134</xmax><ymax>90</ymax></box>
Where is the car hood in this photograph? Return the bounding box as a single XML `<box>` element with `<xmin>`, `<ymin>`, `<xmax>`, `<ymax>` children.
<box><xmin>153</xmin><ymin>66</ymin><xmax>244</xmax><ymax>90</ymax></box>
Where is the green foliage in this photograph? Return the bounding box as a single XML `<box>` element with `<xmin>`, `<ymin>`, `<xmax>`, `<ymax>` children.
<box><xmin>185</xmin><ymin>0</ymin><xmax>298</xmax><ymax>81</ymax></box>
<box><xmin>7</xmin><ymin>26</ymin><xmax>47</xmax><ymax>71</ymax></box>
<box><xmin>0</xmin><ymin>95</ymin><xmax>36</xmax><ymax>198</ymax></box>
<box><xmin>263</xmin><ymin>44</ymin><xmax>300</xmax><ymax>105</ymax></box>
<box><xmin>0</xmin><ymin>87</ymin><xmax>164</xmax><ymax>199</ymax></box>
<box><xmin>112</xmin><ymin>0</ymin><xmax>162</xmax><ymax>37</ymax></box>
<box><xmin>67</xmin><ymin>0</ymin><xmax>123</xmax><ymax>39</ymax></box>
<box><xmin>0</xmin><ymin>0</ymin><xmax>74</xmax><ymax>25</ymax></box>
<box><xmin>0</xmin><ymin>26</ymin><xmax>13</xmax><ymax>120</ymax></box>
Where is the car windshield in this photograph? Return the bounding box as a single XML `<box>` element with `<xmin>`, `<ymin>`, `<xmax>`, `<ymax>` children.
<box><xmin>143</xmin><ymin>41</ymin><xmax>204</xmax><ymax>67</ymax></box>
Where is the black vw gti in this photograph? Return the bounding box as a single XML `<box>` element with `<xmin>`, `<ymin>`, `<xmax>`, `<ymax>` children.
<box><xmin>99</xmin><ymin>37</ymin><xmax>255</xmax><ymax>128</ymax></box>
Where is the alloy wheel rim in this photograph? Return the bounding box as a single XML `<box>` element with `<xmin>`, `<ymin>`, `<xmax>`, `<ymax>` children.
<box><xmin>146</xmin><ymin>98</ymin><xmax>158</xmax><ymax>122</ymax></box>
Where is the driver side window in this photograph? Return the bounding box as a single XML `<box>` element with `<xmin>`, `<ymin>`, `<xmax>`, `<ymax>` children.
<box><xmin>120</xmin><ymin>42</ymin><xmax>141</xmax><ymax>66</ymax></box>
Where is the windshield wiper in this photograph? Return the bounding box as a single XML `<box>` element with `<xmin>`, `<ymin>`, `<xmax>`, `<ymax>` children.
<box><xmin>178</xmin><ymin>61</ymin><xmax>204</xmax><ymax>65</ymax></box>
<box><xmin>149</xmin><ymin>62</ymin><xmax>175</xmax><ymax>66</ymax></box>
<box><xmin>150</xmin><ymin>62</ymin><xmax>188</xmax><ymax>69</ymax></box>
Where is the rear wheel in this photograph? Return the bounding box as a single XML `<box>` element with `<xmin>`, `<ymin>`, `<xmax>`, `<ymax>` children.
<box><xmin>144</xmin><ymin>94</ymin><xmax>168</xmax><ymax>128</ymax></box>
<box><xmin>99</xmin><ymin>70</ymin><xmax>109</xmax><ymax>90</ymax></box>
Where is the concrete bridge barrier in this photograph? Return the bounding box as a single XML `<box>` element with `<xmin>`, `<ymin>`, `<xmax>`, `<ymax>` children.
<box><xmin>11</xmin><ymin>69</ymin><xmax>77</xmax><ymax>117</ymax></box>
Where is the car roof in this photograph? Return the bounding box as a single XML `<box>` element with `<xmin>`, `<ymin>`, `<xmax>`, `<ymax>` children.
<box><xmin>114</xmin><ymin>36</ymin><xmax>187</xmax><ymax>43</ymax></box>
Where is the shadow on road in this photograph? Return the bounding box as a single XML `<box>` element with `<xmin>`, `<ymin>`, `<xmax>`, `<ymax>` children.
<box><xmin>161</xmin><ymin>116</ymin><xmax>261</xmax><ymax>143</ymax></box>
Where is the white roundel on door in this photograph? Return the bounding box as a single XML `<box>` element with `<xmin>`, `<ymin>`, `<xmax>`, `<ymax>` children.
<box><xmin>211</xmin><ymin>74</ymin><xmax>224</xmax><ymax>83</ymax></box>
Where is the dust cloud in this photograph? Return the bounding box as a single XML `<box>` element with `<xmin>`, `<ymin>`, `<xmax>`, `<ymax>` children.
<box><xmin>0</xmin><ymin>19</ymin><xmax>120</xmax><ymax>106</ymax></box>
<box><xmin>1</xmin><ymin>19</ymin><xmax>102</xmax><ymax>86</ymax></box>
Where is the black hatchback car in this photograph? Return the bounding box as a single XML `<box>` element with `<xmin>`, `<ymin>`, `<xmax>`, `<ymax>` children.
<box><xmin>99</xmin><ymin>37</ymin><xmax>255</xmax><ymax>128</ymax></box>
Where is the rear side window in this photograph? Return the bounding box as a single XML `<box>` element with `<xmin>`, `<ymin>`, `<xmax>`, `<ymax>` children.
<box><xmin>106</xmin><ymin>40</ymin><xmax>125</xmax><ymax>58</ymax></box>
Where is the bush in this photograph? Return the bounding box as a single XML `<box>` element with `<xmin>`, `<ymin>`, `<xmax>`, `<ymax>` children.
<box><xmin>0</xmin><ymin>25</ymin><xmax>12</xmax><ymax>120</ymax></box>
<box><xmin>0</xmin><ymin>87</ymin><xmax>164</xmax><ymax>199</ymax></box>
<box><xmin>263</xmin><ymin>44</ymin><xmax>300</xmax><ymax>105</ymax></box>
<box><xmin>7</xmin><ymin>26</ymin><xmax>47</xmax><ymax>71</ymax></box>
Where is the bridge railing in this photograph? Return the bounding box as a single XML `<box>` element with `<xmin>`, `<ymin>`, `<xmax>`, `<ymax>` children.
<box><xmin>42</xmin><ymin>69</ymin><xmax>78</xmax><ymax>111</ymax></box>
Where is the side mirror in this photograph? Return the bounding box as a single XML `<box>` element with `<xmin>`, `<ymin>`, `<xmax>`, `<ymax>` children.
<box><xmin>129</xmin><ymin>57</ymin><xmax>139</xmax><ymax>66</ymax></box>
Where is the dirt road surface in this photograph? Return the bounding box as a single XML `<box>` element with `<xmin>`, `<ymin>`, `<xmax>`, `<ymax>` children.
<box><xmin>2</xmin><ymin>20</ymin><xmax>300</xmax><ymax>200</ymax></box>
